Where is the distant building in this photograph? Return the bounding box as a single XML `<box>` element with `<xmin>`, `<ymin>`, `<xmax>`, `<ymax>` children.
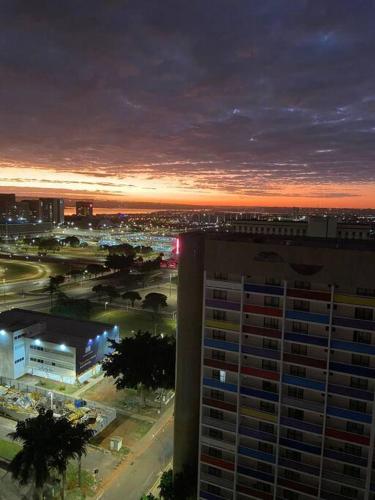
<box><xmin>17</xmin><ymin>199</ymin><xmax>41</xmax><ymax>220</ymax></box>
<box><xmin>0</xmin><ymin>193</ymin><xmax>16</xmax><ymax>220</ymax></box>
<box><xmin>76</xmin><ymin>200</ymin><xmax>93</xmax><ymax>217</ymax></box>
<box><xmin>174</xmin><ymin>231</ymin><xmax>375</xmax><ymax>499</ymax></box>
<box><xmin>39</xmin><ymin>198</ymin><xmax>64</xmax><ymax>224</ymax></box>
<box><xmin>0</xmin><ymin>222</ymin><xmax>53</xmax><ymax>238</ymax></box>
<box><xmin>0</xmin><ymin>309</ymin><xmax>119</xmax><ymax>384</ymax></box>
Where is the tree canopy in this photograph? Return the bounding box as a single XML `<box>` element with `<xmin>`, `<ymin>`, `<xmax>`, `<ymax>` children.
<box><xmin>105</xmin><ymin>253</ymin><xmax>134</xmax><ymax>271</ymax></box>
<box><xmin>142</xmin><ymin>293</ymin><xmax>168</xmax><ymax>313</ymax></box>
<box><xmin>122</xmin><ymin>290</ymin><xmax>142</xmax><ymax>307</ymax></box>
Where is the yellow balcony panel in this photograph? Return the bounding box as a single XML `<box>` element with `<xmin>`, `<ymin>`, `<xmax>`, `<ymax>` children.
<box><xmin>241</xmin><ymin>407</ymin><xmax>277</xmax><ymax>422</ymax></box>
<box><xmin>334</xmin><ymin>294</ymin><xmax>375</xmax><ymax>308</ymax></box>
<box><xmin>205</xmin><ymin>319</ymin><xmax>240</xmax><ymax>332</ymax></box>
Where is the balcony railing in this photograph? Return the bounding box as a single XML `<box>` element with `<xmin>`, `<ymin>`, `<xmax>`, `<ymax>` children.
<box><xmin>244</xmin><ymin>283</ymin><xmax>284</xmax><ymax>296</ymax></box>
<box><xmin>328</xmin><ymin>382</ymin><xmax>374</xmax><ymax>401</ymax></box>
<box><xmin>239</xmin><ymin>424</ymin><xmax>277</xmax><ymax>443</ymax></box>
<box><xmin>204</xmin><ymin>337</ymin><xmax>239</xmax><ymax>352</ymax></box>
<box><xmin>202</xmin><ymin>416</ymin><xmax>236</xmax><ymax>433</ymax></box>
<box><xmin>326</xmin><ymin>404</ymin><xmax>372</xmax><ymax>423</ymax></box>
<box><xmin>205</xmin><ymin>298</ymin><xmax>241</xmax><ymax>311</ymax></box>
<box><xmin>333</xmin><ymin>315</ymin><xmax>375</xmax><ymax>332</ymax></box>
<box><xmin>200</xmin><ymin>472</ymin><xmax>234</xmax><ymax>491</ymax></box>
<box><xmin>202</xmin><ymin>397</ymin><xmax>236</xmax><ymax>413</ymax></box>
<box><xmin>203</xmin><ymin>377</ymin><xmax>237</xmax><ymax>393</ymax></box>
<box><xmin>287</xmin><ymin>288</ymin><xmax>330</xmax><ymax>302</ymax></box>
<box><xmin>283</xmin><ymin>352</ymin><xmax>326</xmax><ymax>369</ymax></box>
<box><xmin>331</xmin><ymin>338</ymin><xmax>375</xmax><ymax>355</ymax></box>
<box><xmin>201</xmin><ymin>434</ymin><xmax>236</xmax><ymax>452</ymax></box>
<box><xmin>325</xmin><ymin>427</ymin><xmax>370</xmax><ymax>446</ymax></box>
<box><xmin>244</xmin><ymin>304</ymin><xmax>283</xmax><ymax>317</ymax></box>
<box><xmin>286</xmin><ymin>309</ymin><xmax>329</xmax><ymax>325</ymax></box>
<box><xmin>322</xmin><ymin>469</ymin><xmax>366</xmax><ymax>489</ymax></box>
<box><xmin>206</xmin><ymin>279</ymin><xmax>241</xmax><ymax>291</ymax></box>
<box><xmin>282</xmin><ymin>374</ymin><xmax>326</xmax><ymax>391</ymax></box>
<box><xmin>282</xmin><ymin>395</ymin><xmax>324</xmax><ymax>413</ymax></box>
<box><xmin>329</xmin><ymin>361</ymin><xmax>375</xmax><ymax>379</ymax></box>
<box><xmin>204</xmin><ymin>358</ymin><xmax>238</xmax><ymax>372</ymax></box>
<box><xmin>242</xmin><ymin>344</ymin><xmax>281</xmax><ymax>360</ymax></box>
<box><xmin>205</xmin><ymin>319</ymin><xmax>241</xmax><ymax>332</ymax></box>
<box><xmin>279</xmin><ymin>437</ymin><xmax>321</xmax><ymax>455</ymax></box>
<box><xmin>240</xmin><ymin>385</ymin><xmax>279</xmax><ymax>402</ymax></box>
<box><xmin>278</xmin><ymin>457</ymin><xmax>320</xmax><ymax>476</ymax></box>
<box><xmin>284</xmin><ymin>331</ymin><xmax>328</xmax><ymax>347</ymax></box>
<box><xmin>237</xmin><ymin>464</ymin><xmax>274</xmax><ymax>483</ymax></box>
<box><xmin>280</xmin><ymin>416</ymin><xmax>323</xmax><ymax>435</ymax></box>
<box><xmin>238</xmin><ymin>445</ymin><xmax>276</xmax><ymax>463</ymax></box>
<box><xmin>324</xmin><ymin>448</ymin><xmax>368</xmax><ymax>467</ymax></box>
<box><xmin>242</xmin><ymin>324</ymin><xmax>282</xmax><ymax>339</ymax></box>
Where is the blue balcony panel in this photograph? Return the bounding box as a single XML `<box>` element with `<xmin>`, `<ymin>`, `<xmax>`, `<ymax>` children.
<box><xmin>237</xmin><ymin>465</ymin><xmax>274</xmax><ymax>483</ymax></box>
<box><xmin>240</xmin><ymin>386</ymin><xmax>278</xmax><ymax>402</ymax></box>
<box><xmin>329</xmin><ymin>361</ymin><xmax>375</xmax><ymax>379</ymax></box>
<box><xmin>326</xmin><ymin>405</ymin><xmax>372</xmax><ymax>423</ymax></box>
<box><xmin>333</xmin><ymin>316</ymin><xmax>375</xmax><ymax>332</ymax></box>
<box><xmin>279</xmin><ymin>457</ymin><xmax>320</xmax><ymax>476</ymax></box>
<box><xmin>200</xmin><ymin>491</ymin><xmax>225</xmax><ymax>500</ymax></box>
<box><xmin>280</xmin><ymin>417</ymin><xmax>323</xmax><ymax>435</ymax></box>
<box><xmin>286</xmin><ymin>310</ymin><xmax>329</xmax><ymax>325</ymax></box>
<box><xmin>285</xmin><ymin>331</ymin><xmax>328</xmax><ymax>347</ymax></box>
<box><xmin>244</xmin><ymin>283</ymin><xmax>284</xmax><ymax>296</ymax></box>
<box><xmin>239</xmin><ymin>425</ymin><xmax>277</xmax><ymax>443</ymax></box>
<box><xmin>203</xmin><ymin>377</ymin><xmax>237</xmax><ymax>393</ymax></box>
<box><xmin>238</xmin><ymin>445</ymin><xmax>276</xmax><ymax>464</ymax></box>
<box><xmin>279</xmin><ymin>437</ymin><xmax>321</xmax><ymax>455</ymax></box>
<box><xmin>204</xmin><ymin>338</ymin><xmax>239</xmax><ymax>352</ymax></box>
<box><xmin>283</xmin><ymin>374</ymin><xmax>326</xmax><ymax>391</ymax></box>
<box><xmin>324</xmin><ymin>448</ymin><xmax>368</xmax><ymax>467</ymax></box>
<box><xmin>205</xmin><ymin>298</ymin><xmax>241</xmax><ymax>311</ymax></box>
<box><xmin>328</xmin><ymin>383</ymin><xmax>374</xmax><ymax>401</ymax></box>
<box><xmin>242</xmin><ymin>345</ymin><xmax>281</xmax><ymax>360</ymax></box>
<box><xmin>331</xmin><ymin>339</ymin><xmax>375</xmax><ymax>355</ymax></box>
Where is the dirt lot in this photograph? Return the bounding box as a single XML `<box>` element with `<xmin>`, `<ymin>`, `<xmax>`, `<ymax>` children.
<box><xmin>92</xmin><ymin>414</ymin><xmax>152</xmax><ymax>450</ymax></box>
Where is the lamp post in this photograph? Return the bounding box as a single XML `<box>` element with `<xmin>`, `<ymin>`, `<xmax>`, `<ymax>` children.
<box><xmin>104</xmin><ymin>301</ymin><xmax>109</xmax><ymax>311</ymax></box>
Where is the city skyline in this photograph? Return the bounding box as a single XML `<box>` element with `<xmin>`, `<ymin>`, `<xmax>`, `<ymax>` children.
<box><xmin>1</xmin><ymin>1</ymin><xmax>375</xmax><ymax>208</ymax></box>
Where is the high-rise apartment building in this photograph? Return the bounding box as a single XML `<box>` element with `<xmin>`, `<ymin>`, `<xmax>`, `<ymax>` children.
<box><xmin>76</xmin><ymin>200</ymin><xmax>93</xmax><ymax>217</ymax></box>
<box><xmin>39</xmin><ymin>198</ymin><xmax>64</xmax><ymax>224</ymax></box>
<box><xmin>174</xmin><ymin>232</ymin><xmax>375</xmax><ymax>500</ymax></box>
<box><xmin>0</xmin><ymin>193</ymin><xmax>16</xmax><ymax>219</ymax></box>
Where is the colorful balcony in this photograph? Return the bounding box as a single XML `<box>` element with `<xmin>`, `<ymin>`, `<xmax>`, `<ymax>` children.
<box><xmin>204</xmin><ymin>338</ymin><xmax>239</xmax><ymax>352</ymax></box>
<box><xmin>236</xmin><ymin>484</ymin><xmax>273</xmax><ymax>500</ymax></box>
<box><xmin>279</xmin><ymin>437</ymin><xmax>321</xmax><ymax>455</ymax></box>
<box><xmin>280</xmin><ymin>416</ymin><xmax>323</xmax><ymax>435</ymax></box>
<box><xmin>282</xmin><ymin>396</ymin><xmax>324</xmax><ymax>414</ymax></box>
<box><xmin>278</xmin><ymin>457</ymin><xmax>320</xmax><ymax>476</ymax></box>
<box><xmin>202</xmin><ymin>397</ymin><xmax>236</xmax><ymax>413</ymax></box>
<box><xmin>200</xmin><ymin>490</ymin><xmax>225</xmax><ymax>500</ymax></box>
<box><xmin>200</xmin><ymin>472</ymin><xmax>234</xmax><ymax>492</ymax></box>
<box><xmin>206</xmin><ymin>279</ymin><xmax>242</xmax><ymax>291</ymax></box>
<box><xmin>334</xmin><ymin>293</ymin><xmax>375</xmax><ymax>308</ymax></box>
<box><xmin>202</xmin><ymin>416</ymin><xmax>237</xmax><ymax>433</ymax></box>
<box><xmin>239</xmin><ymin>424</ymin><xmax>277</xmax><ymax>443</ymax></box>
<box><xmin>286</xmin><ymin>309</ymin><xmax>330</xmax><ymax>324</ymax></box>
<box><xmin>240</xmin><ymin>386</ymin><xmax>278</xmax><ymax>402</ymax></box>
<box><xmin>237</xmin><ymin>464</ymin><xmax>274</xmax><ymax>483</ymax></box>
<box><xmin>324</xmin><ymin>448</ymin><xmax>368</xmax><ymax>467</ymax></box>
<box><xmin>284</xmin><ymin>331</ymin><xmax>328</xmax><ymax>346</ymax></box>
<box><xmin>328</xmin><ymin>382</ymin><xmax>374</xmax><ymax>401</ymax></box>
<box><xmin>241</xmin><ymin>406</ymin><xmax>277</xmax><ymax>423</ymax></box>
<box><xmin>205</xmin><ymin>319</ymin><xmax>240</xmax><ymax>332</ymax></box>
<box><xmin>326</xmin><ymin>405</ymin><xmax>372</xmax><ymax>423</ymax></box>
<box><xmin>242</xmin><ymin>344</ymin><xmax>281</xmax><ymax>360</ymax></box>
<box><xmin>329</xmin><ymin>361</ymin><xmax>375</xmax><ymax>379</ymax></box>
<box><xmin>331</xmin><ymin>339</ymin><xmax>375</xmax><ymax>355</ymax></box>
<box><xmin>244</xmin><ymin>283</ymin><xmax>284</xmax><ymax>296</ymax></box>
<box><xmin>277</xmin><ymin>478</ymin><xmax>319</xmax><ymax>497</ymax></box>
<box><xmin>325</xmin><ymin>427</ymin><xmax>370</xmax><ymax>446</ymax></box>
<box><xmin>242</xmin><ymin>324</ymin><xmax>281</xmax><ymax>339</ymax></box>
<box><xmin>282</xmin><ymin>374</ymin><xmax>326</xmax><ymax>391</ymax></box>
<box><xmin>238</xmin><ymin>445</ymin><xmax>276</xmax><ymax>463</ymax></box>
<box><xmin>333</xmin><ymin>315</ymin><xmax>375</xmax><ymax>332</ymax></box>
<box><xmin>241</xmin><ymin>366</ymin><xmax>280</xmax><ymax>381</ymax></box>
<box><xmin>200</xmin><ymin>453</ymin><xmax>235</xmax><ymax>471</ymax></box>
<box><xmin>244</xmin><ymin>304</ymin><xmax>283</xmax><ymax>317</ymax></box>
<box><xmin>283</xmin><ymin>352</ymin><xmax>326</xmax><ymax>369</ymax></box>
<box><xmin>204</xmin><ymin>358</ymin><xmax>238</xmax><ymax>372</ymax></box>
<box><xmin>287</xmin><ymin>288</ymin><xmax>330</xmax><ymax>302</ymax></box>
<box><xmin>203</xmin><ymin>377</ymin><xmax>237</xmax><ymax>393</ymax></box>
<box><xmin>205</xmin><ymin>298</ymin><xmax>241</xmax><ymax>311</ymax></box>
<box><xmin>201</xmin><ymin>435</ymin><xmax>235</xmax><ymax>452</ymax></box>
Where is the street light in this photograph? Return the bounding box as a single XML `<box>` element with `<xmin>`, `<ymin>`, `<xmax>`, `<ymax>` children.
<box><xmin>104</xmin><ymin>301</ymin><xmax>109</xmax><ymax>310</ymax></box>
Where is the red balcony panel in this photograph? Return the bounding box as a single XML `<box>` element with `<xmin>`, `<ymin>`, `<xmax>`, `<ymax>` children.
<box><xmin>202</xmin><ymin>397</ymin><xmax>237</xmax><ymax>413</ymax></box>
<box><xmin>243</xmin><ymin>324</ymin><xmax>282</xmax><ymax>339</ymax></box>
<box><xmin>244</xmin><ymin>304</ymin><xmax>283</xmax><ymax>317</ymax></box>
<box><xmin>326</xmin><ymin>427</ymin><xmax>370</xmax><ymax>446</ymax></box>
<box><xmin>204</xmin><ymin>358</ymin><xmax>238</xmax><ymax>372</ymax></box>
<box><xmin>201</xmin><ymin>453</ymin><xmax>235</xmax><ymax>471</ymax></box>
<box><xmin>278</xmin><ymin>478</ymin><xmax>318</xmax><ymax>496</ymax></box>
<box><xmin>241</xmin><ymin>366</ymin><xmax>280</xmax><ymax>381</ymax></box>
<box><xmin>284</xmin><ymin>352</ymin><xmax>326</xmax><ymax>369</ymax></box>
<box><xmin>237</xmin><ymin>484</ymin><xmax>273</xmax><ymax>500</ymax></box>
<box><xmin>287</xmin><ymin>288</ymin><xmax>331</xmax><ymax>302</ymax></box>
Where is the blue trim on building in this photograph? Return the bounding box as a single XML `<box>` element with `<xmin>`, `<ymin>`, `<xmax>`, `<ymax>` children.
<box><xmin>237</xmin><ymin>465</ymin><xmax>274</xmax><ymax>483</ymax></box>
<box><xmin>242</xmin><ymin>344</ymin><xmax>281</xmax><ymax>360</ymax></box>
<box><xmin>280</xmin><ymin>416</ymin><xmax>323</xmax><ymax>435</ymax></box>
<box><xmin>240</xmin><ymin>386</ymin><xmax>279</xmax><ymax>402</ymax></box>
<box><xmin>280</xmin><ymin>437</ymin><xmax>321</xmax><ymax>455</ymax></box>
<box><xmin>324</xmin><ymin>448</ymin><xmax>368</xmax><ymax>467</ymax></box>
<box><xmin>329</xmin><ymin>361</ymin><xmax>375</xmax><ymax>379</ymax></box>
<box><xmin>328</xmin><ymin>383</ymin><xmax>374</xmax><ymax>401</ymax></box>
<box><xmin>244</xmin><ymin>283</ymin><xmax>284</xmax><ymax>296</ymax></box>
<box><xmin>278</xmin><ymin>457</ymin><xmax>320</xmax><ymax>476</ymax></box>
<box><xmin>286</xmin><ymin>310</ymin><xmax>330</xmax><ymax>324</ymax></box>
<box><xmin>200</xmin><ymin>491</ymin><xmax>225</xmax><ymax>500</ymax></box>
<box><xmin>333</xmin><ymin>316</ymin><xmax>375</xmax><ymax>332</ymax></box>
<box><xmin>238</xmin><ymin>445</ymin><xmax>276</xmax><ymax>463</ymax></box>
<box><xmin>204</xmin><ymin>338</ymin><xmax>239</xmax><ymax>352</ymax></box>
<box><xmin>326</xmin><ymin>405</ymin><xmax>372</xmax><ymax>423</ymax></box>
<box><xmin>283</xmin><ymin>374</ymin><xmax>326</xmax><ymax>391</ymax></box>
<box><xmin>239</xmin><ymin>425</ymin><xmax>277</xmax><ymax>443</ymax></box>
<box><xmin>284</xmin><ymin>331</ymin><xmax>328</xmax><ymax>347</ymax></box>
<box><xmin>203</xmin><ymin>377</ymin><xmax>237</xmax><ymax>393</ymax></box>
<box><xmin>331</xmin><ymin>339</ymin><xmax>375</xmax><ymax>355</ymax></box>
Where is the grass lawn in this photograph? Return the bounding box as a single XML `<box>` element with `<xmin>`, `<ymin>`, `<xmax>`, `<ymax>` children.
<box><xmin>0</xmin><ymin>259</ymin><xmax>43</xmax><ymax>282</ymax></box>
<box><xmin>92</xmin><ymin>308</ymin><xmax>176</xmax><ymax>337</ymax></box>
<box><xmin>0</xmin><ymin>438</ymin><xmax>21</xmax><ymax>461</ymax></box>
<box><xmin>92</xmin><ymin>414</ymin><xmax>152</xmax><ymax>450</ymax></box>
<box><xmin>65</xmin><ymin>462</ymin><xmax>96</xmax><ymax>499</ymax></box>
<box><xmin>36</xmin><ymin>377</ymin><xmax>79</xmax><ymax>395</ymax></box>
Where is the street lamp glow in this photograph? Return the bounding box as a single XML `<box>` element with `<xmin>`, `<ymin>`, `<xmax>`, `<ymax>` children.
<box><xmin>60</xmin><ymin>343</ymin><xmax>66</xmax><ymax>350</ymax></box>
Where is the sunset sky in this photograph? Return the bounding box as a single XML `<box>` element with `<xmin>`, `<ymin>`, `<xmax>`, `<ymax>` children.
<box><xmin>0</xmin><ymin>1</ymin><xmax>374</xmax><ymax>208</ymax></box>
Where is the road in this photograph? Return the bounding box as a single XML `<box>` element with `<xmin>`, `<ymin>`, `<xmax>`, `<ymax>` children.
<box><xmin>99</xmin><ymin>406</ymin><xmax>174</xmax><ymax>500</ymax></box>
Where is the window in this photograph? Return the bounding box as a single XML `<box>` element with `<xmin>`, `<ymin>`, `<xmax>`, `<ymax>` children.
<box><xmin>343</xmin><ymin>465</ymin><xmax>361</xmax><ymax>478</ymax></box>
<box><xmin>284</xmin><ymin>470</ymin><xmax>300</xmax><ymax>481</ymax></box>
<box><xmin>357</xmin><ymin>288</ymin><xmax>375</xmax><ymax>297</ymax></box>
<box><xmin>219</xmin><ymin>370</ymin><xmax>226</xmax><ymax>383</ymax></box>
<box><xmin>209</xmin><ymin>409</ymin><xmax>223</xmax><ymax>420</ymax></box>
<box><xmin>288</xmin><ymin>408</ymin><xmax>304</xmax><ymax>420</ymax></box>
<box><xmin>291</xmin><ymin>344</ymin><xmax>307</xmax><ymax>356</ymax></box>
<box><xmin>212</xmin><ymin>330</ymin><xmax>226</xmax><ymax>341</ymax></box>
<box><xmin>263</xmin><ymin>338</ymin><xmax>278</xmax><ymax>350</ymax></box>
<box><xmin>344</xmin><ymin>444</ymin><xmax>362</xmax><ymax>457</ymax></box>
<box><xmin>340</xmin><ymin>486</ymin><xmax>358</xmax><ymax>498</ymax></box>
<box><xmin>255</xmin><ymin>482</ymin><xmax>271</xmax><ymax>493</ymax></box>
<box><xmin>208</xmin><ymin>428</ymin><xmax>223</xmax><ymax>440</ymax></box>
<box><xmin>260</xmin><ymin>401</ymin><xmax>276</xmax><ymax>414</ymax></box>
<box><xmin>349</xmin><ymin>400</ymin><xmax>367</xmax><ymax>413</ymax></box>
<box><xmin>212</xmin><ymin>369</ymin><xmax>220</xmax><ymax>380</ymax></box>
<box><xmin>208</xmin><ymin>447</ymin><xmax>222</xmax><ymax>458</ymax></box>
<box><xmin>294</xmin><ymin>280</ymin><xmax>311</xmax><ymax>290</ymax></box>
<box><xmin>287</xmin><ymin>386</ymin><xmax>304</xmax><ymax>399</ymax></box>
<box><xmin>262</xmin><ymin>360</ymin><xmax>277</xmax><ymax>371</ymax></box>
<box><xmin>210</xmin><ymin>390</ymin><xmax>224</xmax><ymax>401</ymax></box>
<box><xmin>259</xmin><ymin>422</ymin><xmax>275</xmax><ymax>434</ymax></box>
<box><xmin>259</xmin><ymin>442</ymin><xmax>273</xmax><ymax>454</ymax></box>
<box><xmin>207</xmin><ymin>484</ymin><xmax>221</xmax><ymax>495</ymax></box>
<box><xmin>14</xmin><ymin>357</ymin><xmax>24</xmax><ymax>364</ymax></box>
<box><xmin>290</xmin><ymin>365</ymin><xmax>306</xmax><ymax>378</ymax></box>
<box><xmin>207</xmin><ymin>466</ymin><xmax>222</xmax><ymax>478</ymax></box>
<box><xmin>213</xmin><ymin>289</ymin><xmax>227</xmax><ymax>300</ymax></box>
<box><xmin>287</xmin><ymin>429</ymin><xmax>303</xmax><ymax>441</ymax></box>
<box><xmin>284</xmin><ymin>449</ymin><xmax>301</xmax><ymax>461</ymax></box>
<box><xmin>213</xmin><ymin>310</ymin><xmax>226</xmax><ymax>321</ymax></box>
<box><xmin>264</xmin><ymin>296</ymin><xmax>280</xmax><ymax>307</ymax></box>
<box><xmin>350</xmin><ymin>377</ymin><xmax>368</xmax><ymax>390</ymax></box>
<box><xmin>293</xmin><ymin>300</ymin><xmax>310</xmax><ymax>312</ymax></box>
<box><xmin>264</xmin><ymin>317</ymin><xmax>279</xmax><ymax>329</ymax></box>
<box><xmin>292</xmin><ymin>321</ymin><xmax>308</xmax><ymax>333</ymax></box>
<box><xmin>263</xmin><ymin>381</ymin><xmax>277</xmax><ymax>393</ymax></box>
<box><xmin>353</xmin><ymin>331</ymin><xmax>371</xmax><ymax>344</ymax></box>
<box><xmin>265</xmin><ymin>277</ymin><xmax>281</xmax><ymax>286</ymax></box>
<box><xmin>257</xmin><ymin>462</ymin><xmax>273</xmax><ymax>474</ymax></box>
<box><xmin>355</xmin><ymin>307</ymin><xmax>373</xmax><ymax>320</ymax></box>
<box><xmin>347</xmin><ymin>422</ymin><xmax>364</xmax><ymax>435</ymax></box>
<box><xmin>212</xmin><ymin>350</ymin><xmax>225</xmax><ymax>361</ymax></box>
<box><xmin>352</xmin><ymin>354</ymin><xmax>370</xmax><ymax>367</ymax></box>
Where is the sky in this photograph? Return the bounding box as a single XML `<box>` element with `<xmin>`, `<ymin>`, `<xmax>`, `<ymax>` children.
<box><xmin>0</xmin><ymin>0</ymin><xmax>375</xmax><ymax>208</ymax></box>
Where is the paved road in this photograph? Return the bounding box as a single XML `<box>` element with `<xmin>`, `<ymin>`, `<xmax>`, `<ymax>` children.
<box><xmin>99</xmin><ymin>406</ymin><xmax>174</xmax><ymax>500</ymax></box>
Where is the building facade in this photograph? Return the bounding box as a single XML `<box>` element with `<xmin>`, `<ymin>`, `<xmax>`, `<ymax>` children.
<box><xmin>0</xmin><ymin>309</ymin><xmax>119</xmax><ymax>384</ymax></box>
<box><xmin>0</xmin><ymin>193</ymin><xmax>17</xmax><ymax>220</ymax></box>
<box><xmin>174</xmin><ymin>232</ymin><xmax>375</xmax><ymax>500</ymax></box>
<box><xmin>76</xmin><ymin>200</ymin><xmax>93</xmax><ymax>217</ymax></box>
<box><xmin>39</xmin><ymin>198</ymin><xmax>65</xmax><ymax>224</ymax></box>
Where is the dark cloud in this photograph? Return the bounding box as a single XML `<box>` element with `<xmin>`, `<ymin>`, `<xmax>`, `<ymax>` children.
<box><xmin>0</xmin><ymin>0</ymin><xmax>374</xmax><ymax>199</ymax></box>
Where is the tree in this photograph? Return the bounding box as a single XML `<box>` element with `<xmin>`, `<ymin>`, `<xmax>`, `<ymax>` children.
<box><xmin>52</xmin><ymin>297</ymin><xmax>92</xmax><ymax>320</ymax></box>
<box><xmin>63</xmin><ymin>236</ymin><xmax>80</xmax><ymax>248</ymax></box>
<box><xmin>46</xmin><ymin>275</ymin><xmax>65</xmax><ymax>310</ymax></box>
<box><xmin>102</xmin><ymin>331</ymin><xmax>175</xmax><ymax>406</ymax></box>
<box><xmin>122</xmin><ymin>290</ymin><xmax>142</xmax><ymax>307</ymax></box>
<box><xmin>159</xmin><ymin>469</ymin><xmax>174</xmax><ymax>500</ymax></box>
<box><xmin>105</xmin><ymin>253</ymin><xmax>134</xmax><ymax>271</ymax></box>
<box><xmin>38</xmin><ymin>238</ymin><xmax>60</xmax><ymax>254</ymax></box>
<box><xmin>85</xmin><ymin>263</ymin><xmax>106</xmax><ymax>276</ymax></box>
<box><xmin>108</xmin><ymin>243</ymin><xmax>136</xmax><ymax>256</ymax></box>
<box><xmin>157</xmin><ymin>467</ymin><xmax>195</xmax><ymax>500</ymax></box>
<box><xmin>142</xmin><ymin>293</ymin><xmax>168</xmax><ymax>313</ymax></box>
